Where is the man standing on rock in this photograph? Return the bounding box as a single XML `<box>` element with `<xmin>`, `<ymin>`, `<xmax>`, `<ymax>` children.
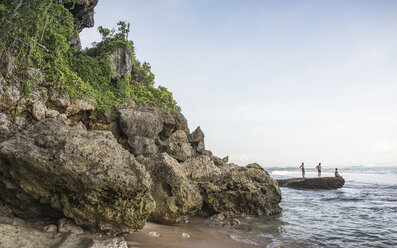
<box><xmin>299</xmin><ymin>162</ymin><xmax>305</xmax><ymax>178</ymax></box>
<box><xmin>316</xmin><ymin>163</ymin><xmax>322</xmax><ymax>177</ymax></box>
<box><xmin>335</xmin><ymin>168</ymin><xmax>341</xmax><ymax>177</ymax></box>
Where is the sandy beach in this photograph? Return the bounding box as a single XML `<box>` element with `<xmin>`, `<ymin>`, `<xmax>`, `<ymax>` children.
<box><xmin>125</xmin><ymin>219</ymin><xmax>262</xmax><ymax>248</ymax></box>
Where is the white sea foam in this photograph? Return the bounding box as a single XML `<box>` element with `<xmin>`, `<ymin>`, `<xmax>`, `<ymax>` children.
<box><xmin>181</xmin><ymin>233</ymin><xmax>190</xmax><ymax>238</ymax></box>
<box><xmin>148</xmin><ymin>231</ymin><xmax>160</xmax><ymax>237</ymax></box>
<box><xmin>342</xmin><ymin>173</ymin><xmax>397</xmax><ymax>186</ymax></box>
<box><xmin>266</xmin><ymin>240</ymin><xmax>284</xmax><ymax>248</ymax></box>
<box><xmin>229</xmin><ymin>234</ymin><xmax>258</xmax><ymax>245</ymax></box>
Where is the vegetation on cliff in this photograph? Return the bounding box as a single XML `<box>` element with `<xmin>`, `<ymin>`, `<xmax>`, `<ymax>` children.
<box><xmin>0</xmin><ymin>0</ymin><xmax>179</xmax><ymax>113</ymax></box>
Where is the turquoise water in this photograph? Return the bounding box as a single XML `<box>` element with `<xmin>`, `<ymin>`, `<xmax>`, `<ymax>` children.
<box><xmin>227</xmin><ymin>166</ymin><xmax>397</xmax><ymax>247</ymax></box>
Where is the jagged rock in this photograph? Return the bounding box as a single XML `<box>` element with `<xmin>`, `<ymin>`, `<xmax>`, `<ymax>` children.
<box><xmin>90</xmin><ymin>237</ymin><xmax>129</xmax><ymax>248</ymax></box>
<box><xmin>167</xmin><ymin>130</ymin><xmax>195</xmax><ymax>162</ymax></box>
<box><xmin>209</xmin><ymin>213</ymin><xmax>225</xmax><ymax>222</ymax></box>
<box><xmin>0</xmin><ymin>119</ymin><xmax>155</xmax><ymax>234</ymax></box>
<box><xmin>46</xmin><ymin>109</ymin><xmax>60</xmax><ymax>118</ymax></box>
<box><xmin>0</xmin><ymin>223</ymin><xmax>129</xmax><ymax>248</ymax></box>
<box><xmin>23</xmin><ymin>68</ymin><xmax>44</xmax><ymax>85</ymax></box>
<box><xmin>224</xmin><ymin>218</ymin><xmax>240</xmax><ymax>227</ymax></box>
<box><xmin>72</xmin><ymin>121</ymin><xmax>87</xmax><ymax>131</ymax></box>
<box><xmin>56</xmin><ymin>114</ymin><xmax>71</xmax><ymax>125</ymax></box>
<box><xmin>0</xmin><ymin>113</ymin><xmax>12</xmax><ymax>141</ymax></box>
<box><xmin>211</xmin><ymin>155</ymin><xmax>228</xmax><ymax>166</ymax></box>
<box><xmin>0</xmin><ymin>78</ymin><xmax>21</xmax><ymax>110</ymax></box>
<box><xmin>58</xmin><ymin>218</ymin><xmax>84</xmax><ymax>234</ymax></box>
<box><xmin>14</xmin><ymin>116</ymin><xmax>27</xmax><ymax>130</ymax></box>
<box><xmin>98</xmin><ymin>110</ymin><xmax>117</xmax><ymax>124</ymax></box>
<box><xmin>49</xmin><ymin>89</ymin><xmax>71</xmax><ymax>109</ymax></box>
<box><xmin>142</xmin><ymin>153</ymin><xmax>202</xmax><ymax>223</ymax></box>
<box><xmin>64</xmin><ymin>0</ymin><xmax>99</xmax><ymax>32</ymax></box>
<box><xmin>277</xmin><ymin>177</ymin><xmax>345</xmax><ymax>189</ymax></box>
<box><xmin>65</xmin><ymin>98</ymin><xmax>95</xmax><ymax>116</ymax></box>
<box><xmin>0</xmin><ymin>200</ymin><xmax>128</xmax><ymax>247</ymax></box>
<box><xmin>201</xmin><ymin>150</ymin><xmax>213</xmax><ymax>157</ymax></box>
<box><xmin>189</xmin><ymin>127</ymin><xmax>205</xmax><ymax>153</ymax></box>
<box><xmin>31</xmin><ymin>101</ymin><xmax>47</xmax><ymax>121</ymax></box>
<box><xmin>199</xmin><ymin>165</ymin><xmax>282</xmax><ymax>216</ymax></box>
<box><xmin>172</xmin><ymin>112</ymin><xmax>190</xmax><ymax>134</ymax></box>
<box><xmin>119</xmin><ymin>108</ymin><xmax>163</xmax><ymax>139</ymax></box>
<box><xmin>246</xmin><ymin>163</ymin><xmax>263</xmax><ymax>170</ymax></box>
<box><xmin>70</xmin><ymin>33</ymin><xmax>82</xmax><ymax>48</ymax></box>
<box><xmin>28</xmin><ymin>87</ymin><xmax>48</xmax><ymax>106</ymax></box>
<box><xmin>119</xmin><ymin>99</ymin><xmax>136</xmax><ymax>110</ymax></box>
<box><xmin>43</xmin><ymin>224</ymin><xmax>57</xmax><ymax>233</ymax></box>
<box><xmin>90</xmin><ymin>122</ymin><xmax>120</xmax><ymax>138</ymax></box>
<box><xmin>0</xmin><ymin>53</ymin><xmax>16</xmax><ymax>77</ymax></box>
<box><xmin>157</xmin><ymin>109</ymin><xmax>175</xmax><ymax>138</ymax></box>
<box><xmin>108</xmin><ymin>122</ymin><xmax>120</xmax><ymax>138</ymax></box>
<box><xmin>128</xmin><ymin>136</ymin><xmax>157</xmax><ymax>156</ymax></box>
<box><xmin>0</xmin><ymin>201</ymin><xmax>13</xmax><ymax>218</ymax></box>
<box><xmin>108</xmin><ymin>44</ymin><xmax>133</xmax><ymax>79</ymax></box>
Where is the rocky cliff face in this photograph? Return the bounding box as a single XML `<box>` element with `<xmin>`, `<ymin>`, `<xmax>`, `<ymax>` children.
<box><xmin>63</xmin><ymin>0</ymin><xmax>99</xmax><ymax>47</ymax></box>
<box><xmin>0</xmin><ymin>0</ymin><xmax>282</xmax><ymax>246</ymax></box>
<box><xmin>0</xmin><ymin>71</ymin><xmax>281</xmax><ymax>229</ymax></box>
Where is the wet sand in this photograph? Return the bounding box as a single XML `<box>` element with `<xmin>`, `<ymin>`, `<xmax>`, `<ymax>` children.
<box><xmin>125</xmin><ymin>219</ymin><xmax>262</xmax><ymax>248</ymax></box>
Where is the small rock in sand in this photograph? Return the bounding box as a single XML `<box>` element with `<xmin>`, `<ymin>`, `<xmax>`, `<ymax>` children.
<box><xmin>148</xmin><ymin>231</ymin><xmax>160</xmax><ymax>237</ymax></box>
<box><xmin>181</xmin><ymin>233</ymin><xmax>190</xmax><ymax>238</ymax></box>
<box><xmin>210</xmin><ymin>213</ymin><xmax>225</xmax><ymax>222</ymax></box>
<box><xmin>224</xmin><ymin>218</ymin><xmax>240</xmax><ymax>227</ymax></box>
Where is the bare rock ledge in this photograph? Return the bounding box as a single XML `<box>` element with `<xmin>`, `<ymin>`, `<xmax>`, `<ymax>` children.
<box><xmin>277</xmin><ymin>177</ymin><xmax>345</xmax><ymax>190</ymax></box>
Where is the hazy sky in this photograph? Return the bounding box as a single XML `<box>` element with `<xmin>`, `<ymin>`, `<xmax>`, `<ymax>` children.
<box><xmin>81</xmin><ymin>0</ymin><xmax>397</xmax><ymax>167</ymax></box>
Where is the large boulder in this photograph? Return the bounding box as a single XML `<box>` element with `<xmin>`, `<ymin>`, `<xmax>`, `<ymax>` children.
<box><xmin>65</xmin><ymin>98</ymin><xmax>95</xmax><ymax>117</ymax></box>
<box><xmin>108</xmin><ymin>44</ymin><xmax>133</xmax><ymax>79</ymax></box>
<box><xmin>199</xmin><ymin>164</ymin><xmax>282</xmax><ymax>216</ymax></box>
<box><xmin>142</xmin><ymin>153</ymin><xmax>202</xmax><ymax>223</ymax></box>
<box><xmin>119</xmin><ymin>108</ymin><xmax>163</xmax><ymax>139</ymax></box>
<box><xmin>0</xmin><ymin>201</ymin><xmax>129</xmax><ymax>248</ymax></box>
<box><xmin>0</xmin><ymin>119</ymin><xmax>155</xmax><ymax>234</ymax></box>
<box><xmin>0</xmin><ymin>223</ymin><xmax>128</xmax><ymax>248</ymax></box>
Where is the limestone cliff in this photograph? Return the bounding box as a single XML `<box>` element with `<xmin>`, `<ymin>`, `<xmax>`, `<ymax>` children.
<box><xmin>0</xmin><ymin>0</ymin><xmax>282</xmax><ymax>247</ymax></box>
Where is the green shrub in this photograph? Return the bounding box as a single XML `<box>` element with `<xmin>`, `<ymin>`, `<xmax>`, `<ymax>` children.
<box><xmin>0</xmin><ymin>0</ymin><xmax>180</xmax><ymax>113</ymax></box>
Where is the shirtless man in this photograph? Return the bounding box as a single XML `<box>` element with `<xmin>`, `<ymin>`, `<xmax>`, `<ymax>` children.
<box><xmin>335</xmin><ymin>168</ymin><xmax>340</xmax><ymax>177</ymax></box>
<box><xmin>299</xmin><ymin>162</ymin><xmax>305</xmax><ymax>178</ymax></box>
<box><xmin>316</xmin><ymin>163</ymin><xmax>322</xmax><ymax>177</ymax></box>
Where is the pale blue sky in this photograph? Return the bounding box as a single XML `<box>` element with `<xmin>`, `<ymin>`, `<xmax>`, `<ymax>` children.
<box><xmin>81</xmin><ymin>0</ymin><xmax>397</xmax><ymax>167</ymax></box>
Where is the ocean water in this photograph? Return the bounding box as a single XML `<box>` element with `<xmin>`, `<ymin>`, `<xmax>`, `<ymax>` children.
<box><xmin>225</xmin><ymin>166</ymin><xmax>397</xmax><ymax>248</ymax></box>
